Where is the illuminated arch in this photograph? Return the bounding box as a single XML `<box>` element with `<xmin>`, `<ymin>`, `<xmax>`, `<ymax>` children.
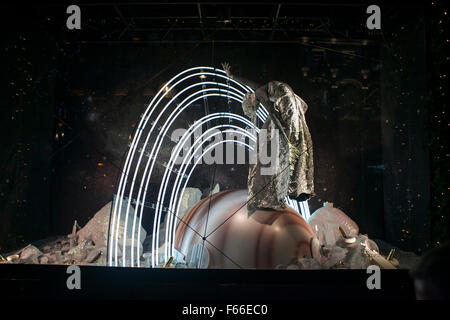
<box><xmin>107</xmin><ymin>67</ymin><xmax>309</xmax><ymax>267</ymax></box>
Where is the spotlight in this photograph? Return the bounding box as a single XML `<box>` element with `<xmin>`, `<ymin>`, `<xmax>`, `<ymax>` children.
<box><xmin>331</xmin><ymin>68</ymin><xmax>339</xmax><ymax>79</ymax></box>
<box><xmin>361</xmin><ymin>69</ymin><xmax>369</xmax><ymax>80</ymax></box>
<box><xmin>301</xmin><ymin>67</ymin><xmax>310</xmax><ymax>77</ymax></box>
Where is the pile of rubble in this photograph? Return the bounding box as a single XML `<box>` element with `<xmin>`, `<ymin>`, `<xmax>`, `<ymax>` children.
<box><xmin>0</xmin><ymin>188</ymin><xmax>205</xmax><ymax>267</ymax></box>
<box><xmin>277</xmin><ymin>234</ymin><xmax>389</xmax><ymax>270</ymax></box>
<box><xmin>0</xmin><ymin>201</ymin><xmax>146</xmax><ymax>266</ymax></box>
<box><xmin>276</xmin><ymin>203</ymin><xmax>420</xmax><ymax>270</ymax></box>
<box><xmin>0</xmin><ymin>197</ymin><xmax>420</xmax><ymax>270</ymax></box>
<box><xmin>1</xmin><ymin>232</ymin><xmax>106</xmax><ymax>266</ymax></box>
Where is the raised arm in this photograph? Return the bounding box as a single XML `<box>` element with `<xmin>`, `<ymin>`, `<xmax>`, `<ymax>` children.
<box><xmin>221</xmin><ymin>62</ymin><xmax>261</xmax><ymax>91</ymax></box>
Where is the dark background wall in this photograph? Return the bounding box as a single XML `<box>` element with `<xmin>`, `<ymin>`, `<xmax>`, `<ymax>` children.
<box><xmin>0</xmin><ymin>2</ymin><xmax>434</xmax><ymax>255</ymax></box>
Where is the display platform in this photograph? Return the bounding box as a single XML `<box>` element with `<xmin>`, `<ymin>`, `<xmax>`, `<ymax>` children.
<box><xmin>0</xmin><ymin>265</ymin><xmax>414</xmax><ymax>300</ymax></box>
<box><xmin>2</xmin><ymin>1</ymin><xmax>447</xmax><ymax>303</ymax></box>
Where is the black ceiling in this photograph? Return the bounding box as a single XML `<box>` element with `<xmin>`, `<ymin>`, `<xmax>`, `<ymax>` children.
<box><xmin>14</xmin><ymin>2</ymin><xmax>393</xmax><ymax>46</ymax></box>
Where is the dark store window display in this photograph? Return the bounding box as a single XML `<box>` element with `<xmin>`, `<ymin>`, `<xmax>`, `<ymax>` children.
<box><xmin>0</xmin><ymin>2</ymin><xmax>448</xmax><ymax>299</ymax></box>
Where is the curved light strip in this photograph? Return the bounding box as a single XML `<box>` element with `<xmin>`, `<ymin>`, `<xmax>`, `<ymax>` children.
<box><xmin>163</xmin><ymin>125</ymin><xmax>256</xmax><ymax>261</ymax></box>
<box><xmin>159</xmin><ymin>113</ymin><xmax>256</xmax><ymax>263</ymax></box>
<box><xmin>156</xmin><ymin>124</ymin><xmax>256</xmax><ymax>264</ymax></box>
<box><xmin>119</xmin><ymin>85</ymin><xmax>245</xmax><ymax>266</ymax></box>
<box><xmin>129</xmin><ymin>96</ymin><xmax>251</xmax><ymax>267</ymax></box>
<box><xmin>129</xmin><ymin>110</ymin><xmax>256</xmax><ymax>267</ymax></box>
<box><xmin>136</xmin><ymin>119</ymin><xmax>255</xmax><ymax>267</ymax></box>
<box><xmin>165</xmin><ymin>130</ymin><xmax>253</xmax><ymax>263</ymax></box>
<box><xmin>169</xmin><ymin>139</ymin><xmax>253</xmax><ymax>262</ymax></box>
<box><xmin>112</xmin><ymin>70</ymin><xmax>268</xmax><ymax>266</ymax></box>
<box><xmin>156</xmin><ymin>128</ymin><xmax>254</xmax><ymax>266</ymax></box>
<box><xmin>108</xmin><ymin>67</ymin><xmax>280</xmax><ymax>267</ymax></box>
<box><xmin>109</xmin><ymin>67</ymin><xmax>224</xmax><ymax>266</ymax></box>
<box><xmin>121</xmin><ymin>88</ymin><xmax>245</xmax><ymax>266</ymax></box>
<box><xmin>145</xmin><ymin>111</ymin><xmax>255</xmax><ymax>266</ymax></box>
<box><xmin>133</xmin><ymin>112</ymin><xmax>256</xmax><ymax>267</ymax></box>
<box><xmin>161</xmin><ymin>127</ymin><xmax>255</xmax><ymax>264</ymax></box>
<box><xmin>111</xmin><ymin>69</ymin><xmax>259</xmax><ymax>266</ymax></box>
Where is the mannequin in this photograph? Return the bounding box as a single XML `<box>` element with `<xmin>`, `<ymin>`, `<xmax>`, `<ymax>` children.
<box><xmin>222</xmin><ymin>62</ymin><xmax>314</xmax><ymax>213</ymax></box>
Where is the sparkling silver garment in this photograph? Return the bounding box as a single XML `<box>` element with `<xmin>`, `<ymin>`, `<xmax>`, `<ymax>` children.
<box><xmin>243</xmin><ymin>81</ymin><xmax>314</xmax><ymax>212</ymax></box>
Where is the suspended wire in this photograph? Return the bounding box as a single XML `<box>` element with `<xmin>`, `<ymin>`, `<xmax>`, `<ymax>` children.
<box><xmin>163</xmin><ymin>202</ymin><xmax>243</xmax><ymax>269</ymax></box>
<box><xmin>205</xmin><ymin>144</ymin><xmax>313</xmax><ymax>239</ymax></box>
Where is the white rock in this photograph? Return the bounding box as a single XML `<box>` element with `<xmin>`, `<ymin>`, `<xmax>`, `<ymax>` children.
<box><xmin>186</xmin><ymin>243</ymin><xmax>208</xmax><ymax>268</ymax></box>
<box><xmin>142</xmin><ymin>252</ymin><xmax>152</xmax><ymax>267</ymax></box>
<box><xmin>177</xmin><ymin>187</ymin><xmax>202</xmax><ymax>221</ymax></box>
<box><xmin>308</xmin><ymin>202</ymin><xmax>359</xmax><ymax>246</ymax></box>
<box><xmin>319</xmin><ymin>245</ymin><xmax>348</xmax><ymax>268</ymax></box>
<box><xmin>203</xmin><ymin>183</ymin><xmax>220</xmax><ymax>197</ymax></box>
<box><xmin>211</xmin><ymin>183</ymin><xmax>220</xmax><ymax>195</ymax></box>
<box><xmin>286</xmin><ymin>264</ymin><xmax>300</xmax><ymax>270</ymax></box>
<box><xmin>157</xmin><ymin>243</ymin><xmax>186</xmax><ymax>266</ymax></box>
<box><xmin>77</xmin><ymin>201</ymin><xmax>147</xmax><ymax>260</ymax></box>
<box><xmin>85</xmin><ymin>248</ymin><xmax>104</xmax><ymax>263</ymax></box>
<box><xmin>19</xmin><ymin>245</ymin><xmax>42</xmax><ymax>264</ymax></box>
<box><xmin>7</xmin><ymin>254</ymin><xmax>20</xmax><ymax>262</ymax></box>
<box><xmin>297</xmin><ymin>258</ymin><xmax>321</xmax><ymax>269</ymax></box>
<box><xmin>39</xmin><ymin>256</ymin><xmax>49</xmax><ymax>264</ymax></box>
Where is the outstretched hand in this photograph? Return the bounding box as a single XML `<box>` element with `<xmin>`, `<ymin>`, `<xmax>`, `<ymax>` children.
<box><xmin>221</xmin><ymin>62</ymin><xmax>232</xmax><ymax>77</ymax></box>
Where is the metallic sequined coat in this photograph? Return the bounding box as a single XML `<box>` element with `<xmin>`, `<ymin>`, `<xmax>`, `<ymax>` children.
<box><xmin>243</xmin><ymin>81</ymin><xmax>314</xmax><ymax>212</ymax></box>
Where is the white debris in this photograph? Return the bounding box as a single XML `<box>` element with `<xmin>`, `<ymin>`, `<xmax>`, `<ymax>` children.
<box><xmin>77</xmin><ymin>201</ymin><xmax>147</xmax><ymax>262</ymax></box>
<box><xmin>178</xmin><ymin>187</ymin><xmax>202</xmax><ymax>221</ymax></box>
<box><xmin>319</xmin><ymin>245</ymin><xmax>348</xmax><ymax>268</ymax></box>
<box><xmin>308</xmin><ymin>202</ymin><xmax>359</xmax><ymax>246</ymax></box>
<box><xmin>7</xmin><ymin>254</ymin><xmax>19</xmax><ymax>262</ymax></box>
<box><xmin>19</xmin><ymin>245</ymin><xmax>42</xmax><ymax>264</ymax></box>
<box><xmin>297</xmin><ymin>258</ymin><xmax>321</xmax><ymax>270</ymax></box>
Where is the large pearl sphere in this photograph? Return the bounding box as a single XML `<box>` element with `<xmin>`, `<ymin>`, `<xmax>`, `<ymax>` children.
<box><xmin>175</xmin><ymin>189</ymin><xmax>319</xmax><ymax>269</ymax></box>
